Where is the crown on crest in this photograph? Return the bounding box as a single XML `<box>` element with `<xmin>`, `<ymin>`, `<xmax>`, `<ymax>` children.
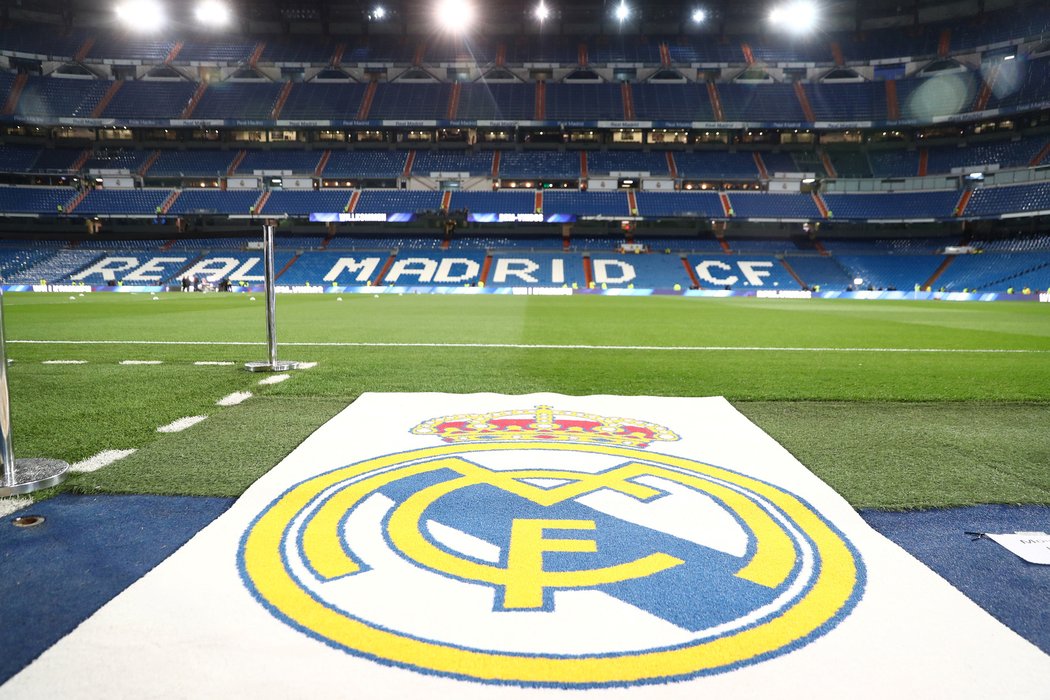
<box><xmin>411</xmin><ymin>405</ymin><xmax>679</xmax><ymax>449</ymax></box>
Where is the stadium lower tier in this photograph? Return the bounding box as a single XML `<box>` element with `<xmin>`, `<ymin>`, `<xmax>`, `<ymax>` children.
<box><xmin>3</xmin><ymin>182</ymin><xmax>1050</xmax><ymax>220</ymax></box>
<box><xmin>4</xmin><ymin>243</ymin><xmax>1048</xmax><ymax>292</ymax></box>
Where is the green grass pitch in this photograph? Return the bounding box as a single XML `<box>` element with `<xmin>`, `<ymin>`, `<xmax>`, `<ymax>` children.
<box><xmin>5</xmin><ymin>291</ymin><xmax>1050</xmax><ymax>509</ymax></box>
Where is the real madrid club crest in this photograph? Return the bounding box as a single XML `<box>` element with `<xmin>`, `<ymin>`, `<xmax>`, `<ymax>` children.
<box><xmin>239</xmin><ymin>406</ymin><xmax>865</xmax><ymax>686</ymax></box>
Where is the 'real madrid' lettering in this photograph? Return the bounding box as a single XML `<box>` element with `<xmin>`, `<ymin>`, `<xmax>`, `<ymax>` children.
<box><xmin>592</xmin><ymin>260</ymin><xmax>636</xmax><ymax>285</ymax></box>
<box><xmin>323</xmin><ymin>257</ymin><xmax>382</xmax><ymax>283</ymax></box>
<box><xmin>696</xmin><ymin>260</ymin><xmax>737</xmax><ymax>286</ymax></box>
<box><xmin>71</xmin><ymin>257</ymin><xmax>140</xmax><ymax>281</ymax></box>
<box><xmin>181</xmin><ymin>257</ymin><xmax>266</xmax><ymax>282</ymax></box>
<box><xmin>695</xmin><ymin>260</ymin><xmax>776</xmax><ymax>287</ymax></box>
<box><xmin>492</xmin><ymin>258</ymin><xmax>540</xmax><ymax>284</ymax></box>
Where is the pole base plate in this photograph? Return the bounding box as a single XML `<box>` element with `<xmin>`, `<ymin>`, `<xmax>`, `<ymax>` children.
<box><xmin>0</xmin><ymin>458</ymin><xmax>70</xmax><ymax>497</ymax></box>
<box><xmin>245</xmin><ymin>361</ymin><xmax>301</xmax><ymax>373</ymax></box>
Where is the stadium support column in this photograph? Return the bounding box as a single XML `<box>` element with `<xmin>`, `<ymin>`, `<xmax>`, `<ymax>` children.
<box><xmin>0</xmin><ymin>289</ymin><xmax>68</xmax><ymax>496</ymax></box>
<box><xmin>245</xmin><ymin>221</ymin><xmax>301</xmax><ymax>373</ymax></box>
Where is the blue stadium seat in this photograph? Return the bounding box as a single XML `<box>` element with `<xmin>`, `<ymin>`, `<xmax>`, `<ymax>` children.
<box><xmin>16</xmin><ymin>76</ymin><xmax>111</xmax><ymax>118</ymax></box>
<box><xmin>236</xmin><ymin>150</ymin><xmax>324</xmax><ymax>175</ymax></box>
<box><xmin>545</xmin><ymin>83</ymin><xmax>624</xmax><ymax>120</ymax></box>
<box><xmin>725</xmin><ymin>192</ymin><xmax>820</xmax><ymax>219</ymax></box>
<box><xmin>148</xmin><ymin>151</ymin><xmax>237</xmax><ymax>177</ymax></box>
<box><xmin>412</xmin><ymin>151</ymin><xmax>494</xmax><ymax>176</ymax></box>
<box><xmin>192</xmin><ymin>82</ymin><xmax>283</xmax><ymax>120</ymax></box>
<box><xmin>499</xmin><ymin>152</ymin><xmax>579</xmax><ymax>179</ymax></box>
<box><xmin>262</xmin><ymin>190</ymin><xmax>354</xmax><ymax>216</ymax></box>
<box><xmin>168</xmin><ymin>189</ymin><xmax>261</xmax><ymax>215</ymax></box>
<box><xmin>821</xmin><ymin>191</ymin><xmax>960</xmax><ymax>220</ymax></box>
<box><xmin>279</xmin><ymin>82</ymin><xmax>367</xmax><ymax>120</ymax></box>
<box><xmin>674</xmin><ymin>152</ymin><xmax>759</xmax><ymax>179</ymax></box>
<box><xmin>0</xmin><ymin>186</ymin><xmax>76</xmax><ymax>214</ymax></box>
<box><xmin>322</xmin><ymin>151</ymin><xmax>407</xmax><ymax>179</ymax></box>
<box><xmin>456</xmin><ymin>83</ymin><xmax>535</xmax><ymax>121</ymax></box>
<box><xmin>543</xmin><ymin>191</ymin><xmax>629</xmax><ymax>217</ymax></box>
<box><xmin>354</xmin><ymin>190</ymin><xmax>444</xmax><ymax>214</ymax></box>
<box><xmin>74</xmin><ymin>188</ymin><xmax>172</xmax><ymax>216</ymax></box>
<box><xmin>633</xmin><ymin>191</ymin><xmax>723</xmax><ymax>218</ymax></box>
<box><xmin>102</xmin><ymin>80</ymin><xmax>197</xmax><ymax>120</ymax></box>
<box><xmin>587</xmin><ymin>152</ymin><xmax>670</xmax><ymax>176</ymax></box>
<box><xmin>965</xmin><ymin>183</ymin><xmax>1050</xmax><ymax>218</ymax></box>
<box><xmin>367</xmin><ymin>83</ymin><xmax>450</xmax><ymax>120</ymax></box>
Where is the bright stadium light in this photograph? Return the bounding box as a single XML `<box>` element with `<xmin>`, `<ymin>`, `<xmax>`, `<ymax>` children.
<box><xmin>692</xmin><ymin>8</ymin><xmax>707</xmax><ymax>24</ymax></box>
<box><xmin>534</xmin><ymin>1</ymin><xmax>550</xmax><ymax>22</ymax></box>
<box><xmin>435</xmin><ymin>0</ymin><xmax>475</xmax><ymax>32</ymax></box>
<box><xmin>769</xmin><ymin>0</ymin><xmax>819</xmax><ymax>33</ymax></box>
<box><xmin>372</xmin><ymin>5</ymin><xmax>387</xmax><ymax>20</ymax></box>
<box><xmin>115</xmin><ymin>0</ymin><xmax>166</xmax><ymax>32</ymax></box>
<box><xmin>615</xmin><ymin>1</ymin><xmax>630</xmax><ymax>22</ymax></box>
<box><xmin>195</xmin><ymin>0</ymin><xmax>231</xmax><ymax>28</ymax></box>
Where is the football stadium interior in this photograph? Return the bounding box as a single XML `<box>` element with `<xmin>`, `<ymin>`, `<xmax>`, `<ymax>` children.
<box><xmin>0</xmin><ymin>0</ymin><xmax>1048</xmax><ymax>694</ymax></box>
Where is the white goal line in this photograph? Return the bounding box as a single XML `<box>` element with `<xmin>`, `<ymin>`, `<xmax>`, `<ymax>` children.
<box><xmin>7</xmin><ymin>339</ymin><xmax>1049</xmax><ymax>354</ymax></box>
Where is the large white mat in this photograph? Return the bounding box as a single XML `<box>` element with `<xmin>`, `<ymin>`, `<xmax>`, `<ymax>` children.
<box><xmin>5</xmin><ymin>394</ymin><xmax>1049</xmax><ymax>698</ymax></box>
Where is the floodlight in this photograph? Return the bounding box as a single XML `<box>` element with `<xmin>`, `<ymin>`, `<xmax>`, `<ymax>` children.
<box><xmin>115</xmin><ymin>0</ymin><xmax>166</xmax><ymax>32</ymax></box>
<box><xmin>769</xmin><ymin>0</ymin><xmax>818</xmax><ymax>33</ymax></box>
<box><xmin>615</xmin><ymin>2</ymin><xmax>630</xmax><ymax>22</ymax></box>
<box><xmin>372</xmin><ymin>6</ymin><xmax>386</xmax><ymax>20</ymax></box>
<box><xmin>692</xmin><ymin>8</ymin><xmax>706</xmax><ymax>24</ymax></box>
<box><xmin>434</xmin><ymin>0</ymin><xmax>475</xmax><ymax>32</ymax></box>
<box><xmin>195</xmin><ymin>0</ymin><xmax>231</xmax><ymax>27</ymax></box>
<box><xmin>534</xmin><ymin>2</ymin><xmax>550</xmax><ymax>21</ymax></box>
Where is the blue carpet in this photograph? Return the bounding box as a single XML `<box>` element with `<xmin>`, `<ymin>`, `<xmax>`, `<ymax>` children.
<box><xmin>861</xmin><ymin>505</ymin><xmax>1050</xmax><ymax>655</ymax></box>
<box><xmin>0</xmin><ymin>494</ymin><xmax>235</xmax><ymax>684</ymax></box>
<box><xmin>1</xmin><ymin>497</ymin><xmax>1046</xmax><ymax>686</ymax></box>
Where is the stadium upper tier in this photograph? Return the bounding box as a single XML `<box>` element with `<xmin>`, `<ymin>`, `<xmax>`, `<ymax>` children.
<box><xmin>0</xmin><ymin>10</ymin><xmax>1048</xmax><ymax>130</ymax></box>
<box><xmin>4</xmin><ymin>181</ymin><xmax>1050</xmax><ymax>222</ymax></box>
<box><xmin>3</xmin><ymin>234</ymin><xmax>1047</xmax><ymax>292</ymax></box>
<box><xmin>1</xmin><ymin>136</ymin><xmax>1047</xmax><ymax>181</ymax></box>
<box><xmin>0</xmin><ymin>58</ymin><xmax>1047</xmax><ymax>128</ymax></box>
<box><xmin>1</xmin><ymin>10</ymin><xmax>1048</xmax><ymax>68</ymax></box>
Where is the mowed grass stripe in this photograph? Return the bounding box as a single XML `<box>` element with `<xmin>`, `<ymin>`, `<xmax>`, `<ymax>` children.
<box><xmin>4</xmin><ymin>293</ymin><xmax>1048</xmax><ymax>508</ymax></box>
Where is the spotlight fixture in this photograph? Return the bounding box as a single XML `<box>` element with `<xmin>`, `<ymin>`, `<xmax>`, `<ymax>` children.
<box><xmin>769</xmin><ymin>0</ymin><xmax>819</xmax><ymax>33</ymax></box>
<box><xmin>434</xmin><ymin>0</ymin><xmax>475</xmax><ymax>32</ymax></box>
<box><xmin>371</xmin><ymin>5</ymin><xmax>386</xmax><ymax>20</ymax></box>
<box><xmin>615</xmin><ymin>1</ymin><xmax>630</xmax><ymax>22</ymax></box>
<box><xmin>195</xmin><ymin>0</ymin><xmax>231</xmax><ymax>27</ymax></box>
<box><xmin>691</xmin><ymin>8</ymin><xmax>706</xmax><ymax>24</ymax></box>
<box><xmin>534</xmin><ymin>1</ymin><xmax>550</xmax><ymax>22</ymax></box>
<box><xmin>115</xmin><ymin>0</ymin><xmax>166</xmax><ymax>32</ymax></box>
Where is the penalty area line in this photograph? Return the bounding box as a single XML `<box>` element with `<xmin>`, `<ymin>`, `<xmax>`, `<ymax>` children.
<box><xmin>8</xmin><ymin>339</ymin><xmax>1050</xmax><ymax>354</ymax></box>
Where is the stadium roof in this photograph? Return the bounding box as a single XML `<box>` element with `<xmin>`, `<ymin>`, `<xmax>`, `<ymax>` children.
<box><xmin>8</xmin><ymin>0</ymin><xmax>1040</xmax><ymax>36</ymax></box>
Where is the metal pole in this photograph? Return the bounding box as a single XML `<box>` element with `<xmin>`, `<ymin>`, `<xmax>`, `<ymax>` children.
<box><xmin>0</xmin><ymin>288</ymin><xmax>68</xmax><ymax>497</ymax></box>
<box><xmin>246</xmin><ymin>221</ymin><xmax>300</xmax><ymax>373</ymax></box>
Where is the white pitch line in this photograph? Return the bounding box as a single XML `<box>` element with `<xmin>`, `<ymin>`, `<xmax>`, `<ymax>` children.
<box><xmin>69</xmin><ymin>449</ymin><xmax>137</xmax><ymax>474</ymax></box>
<box><xmin>157</xmin><ymin>416</ymin><xmax>207</xmax><ymax>433</ymax></box>
<box><xmin>42</xmin><ymin>360</ymin><xmax>87</xmax><ymax>364</ymax></box>
<box><xmin>0</xmin><ymin>496</ymin><xmax>32</xmax><ymax>518</ymax></box>
<box><xmin>258</xmin><ymin>374</ymin><xmax>291</xmax><ymax>385</ymax></box>
<box><xmin>9</xmin><ymin>339</ymin><xmax>1050</xmax><ymax>354</ymax></box>
<box><xmin>195</xmin><ymin>361</ymin><xmax>236</xmax><ymax>366</ymax></box>
<box><xmin>217</xmin><ymin>391</ymin><xmax>252</xmax><ymax>406</ymax></box>
<box><xmin>297</xmin><ymin>362</ymin><xmax>318</xmax><ymax>369</ymax></box>
<box><xmin>119</xmin><ymin>360</ymin><xmax>163</xmax><ymax>365</ymax></box>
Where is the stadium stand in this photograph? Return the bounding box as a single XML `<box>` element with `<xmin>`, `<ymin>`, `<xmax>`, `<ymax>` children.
<box><xmin>964</xmin><ymin>182</ymin><xmax>1050</xmax><ymax>218</ymax></box>
<box><xmin>354</xmin><ymin>190</ymin><xmax>444</xmax><ymax>214</ymax></box>
<box><xmin>322</xmin><ymin>151</ymin><xmax>408</xmax><ymax>179</ymax></box>
<box><xmin>412</xmin><ymin>151</ymin><xmax>494</xmax><ymax>176</ymax></box>
<box><xmin>146</xmin><ymin>151</ymin><xmax>238</xmax><ymax>177</ymax></box>
<box><xmin>725</xmin><ymin>192</ymin><xmax>821</xmax><ymax>219</ymax></box>
<box><xmin>0</xmin><ymin>186</ymin><xmax>76</xmax><ymax>214</ymax></box>
<box><xmin>236</xmin><ymin>150</ymin><xmax>325</xmax><ymax>175</ymax></box>
<box><xmin>260</xmin><ymin>190</ymin><xmax>354</xmax><ymax>216</ymax></box>
<box><xmin>100</xmin><ymin>80</ymin><xmax>198</xmax><ymax>120</ymax></box>
<box><xmin>834</xmin><ymin>254</ymin><xmax>943</xmax><ymax>289</ymax></box>
<box><xmin>499</xmin><ymin>152</ymin><xmax>579</xmax><ymax>179</ymax></box>
<box><xmin>191</xmin><ymin>82</ymin><xmax>284</xmax><ymax>120</ymax></box>
<box><xmin>74</xmin><ymin>188</ymin><xmax>172</xmax><ymax>216</ymax></box>
<box><xmin>15</xmin><ymin>76</ymin><xmax>111</xmax><ymax>119</ymax></box>
<box><xmin>278</xmin><ymin>82</ymin><xmax>368</xmax><ymax>120</ymax></box>
<box><xmin>820</xmin><ymin>191</ymin><xmax>961</xmax><ymax>220</ymax></box>
<box><xmin>167</xmin><ymin>189</ymin><xmax>262</xmax><ymax>215</ymax></box>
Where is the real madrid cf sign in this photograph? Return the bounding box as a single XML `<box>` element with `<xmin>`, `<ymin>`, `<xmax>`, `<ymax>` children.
<box><xmin>239</xmin><ymin>405</ymin><xmax>865</xmax><ymax>687</ymax></box>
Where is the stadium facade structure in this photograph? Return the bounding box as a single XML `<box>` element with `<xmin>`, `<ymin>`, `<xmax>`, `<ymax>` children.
<box><xmin>0</xmin><ymin>6</ymin><xmax>1048</xmax><ymax>293</ymax></box>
